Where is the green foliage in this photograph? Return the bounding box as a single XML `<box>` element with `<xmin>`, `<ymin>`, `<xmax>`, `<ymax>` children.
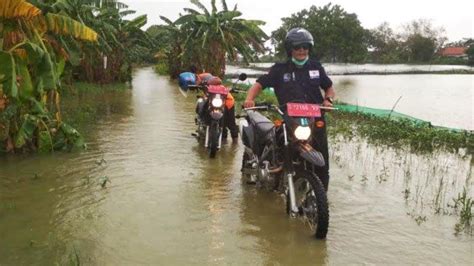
<box><xmin>272</xmin><ymin>3</ymin><xmax>368</xmax><ymax>62</ymax></box>
<box><xmin>0</xmin><ymin>0</ymin><xmax>98</xmax><ymax>154</ymax></box>
<box><xmin>451</xmin><ymin>187</ymin><xmax>473</xmax><ymax>235</ymax></box>
<box><xmin>327</xmin><ymin>110</ymin><xmax>473</xmax><ymax>155</ymax></box>
<box><xmin>467</xmin><ymin>45</ymin><xmax>474</xmax><ymax>66</ymax></box>
<box><xmin>232</xmin><ymin>89</ymin><xmax>472</xmax><ymax>154</ymax></box>
<box><xmin>431</xmin><ymin>56</ymin><xmax>468</xmax><ymax>65</ymax></box>
<box><xmin>154</xmin><ymin>62</ymin><xmax>169</xmax><ymax>75</ymax></box>
<box><xmin>51</xmin><ymin>0</ymin><xmax>155</xmax><ymax>83</ymax></box>
<box><xmin>368</xmin><ymin>19</ymin><xmax>446</xmax><ymax>63</ymax></box>
<box><xmin>160</xmin><ymin>0</ymin><xmax>268</xmax><ymax>77</ymax></box>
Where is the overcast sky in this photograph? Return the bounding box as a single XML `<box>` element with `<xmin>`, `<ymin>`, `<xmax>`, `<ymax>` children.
<box><xmin>121</xmin><ymin>0</ymin><xmax>473</xmax><ymax>42</ymax></box>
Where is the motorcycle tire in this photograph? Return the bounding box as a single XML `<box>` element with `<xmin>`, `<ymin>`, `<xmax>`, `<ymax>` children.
<box><xmin>208</xmin><ymin>123</ymin><xmax>219</xmax><ymax>158</ymax></box>
<box><xmin>292</xmin><ymin>170</ymin><xmax>329</xmax><ymax>239</ymax></box>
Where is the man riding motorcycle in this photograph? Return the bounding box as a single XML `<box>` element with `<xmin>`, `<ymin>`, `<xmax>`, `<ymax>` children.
<box><xmin>243</xmin><ymin>27</ymin><xmax>336</xmax><ymax>191</ymax></box>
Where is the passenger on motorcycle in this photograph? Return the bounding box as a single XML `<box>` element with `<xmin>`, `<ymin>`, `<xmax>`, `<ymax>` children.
<box><xmin>243</xmin><ymin>27</ymin><xmax>336</xmax><ymax>191</ymax></box>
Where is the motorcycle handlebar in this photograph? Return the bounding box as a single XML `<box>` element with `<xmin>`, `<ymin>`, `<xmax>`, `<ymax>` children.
<box><xmin>243</xmin><ymin>103</ymin><xmax>337</xmax><ymax>113</ymax></box>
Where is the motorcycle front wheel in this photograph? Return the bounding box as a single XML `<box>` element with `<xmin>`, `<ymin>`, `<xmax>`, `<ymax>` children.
<box><xmin>292</xmin><ymin>170</ymin><xmax>329</xmax><ymax>239</ymax></box>
<box><xmin>208</xmin><ymin>122</ymin><xmax>220</xmax><ymax>158</ymax></box>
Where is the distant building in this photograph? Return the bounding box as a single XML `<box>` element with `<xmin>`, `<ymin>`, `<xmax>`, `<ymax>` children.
<box><xmin>437</xmin><ymin>47</ymin><xmax>468</xmax><ymax>58</ymax></box>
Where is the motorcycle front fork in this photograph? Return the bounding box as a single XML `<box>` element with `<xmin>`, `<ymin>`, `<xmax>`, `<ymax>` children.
<box><xmin>204</xmin><ymin>125</ymin><xmax>222</xmax><ymax>148</ymax></box>
<box><xmin>287</xmin><ymin>172</ymin><xmax>299</xmax><ymax>216</ymax></box>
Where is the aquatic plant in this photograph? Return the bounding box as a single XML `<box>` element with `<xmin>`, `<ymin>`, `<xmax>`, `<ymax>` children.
<box><xmin>451</xmin><ymin>187</ymin><xmax>473</xmax><ymax>235</ymax></box>
<box><xmin>326</xmin><ymin>110</ymin><xmax>473</xmax><ymax>156</ymax></box>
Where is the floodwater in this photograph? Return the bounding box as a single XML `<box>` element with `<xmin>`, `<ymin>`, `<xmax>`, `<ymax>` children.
<box><xmin>333</xmin><ymin>74</ymin><xmax>474</xmax><ymax>130</ymax></box>
<box><xmin>241</xmin><ymin>73</ymin><xmax>473</xmax><ymax>130</ymax></box>
<box><xmin>227</xmin><ymin>63</ymin><xmax>474</xmax><ymax>76</ymax></box>
<box><xmin>0</xmin><ymin>67</ymin><xmax>472</xmax><ymax>265</ymax></box>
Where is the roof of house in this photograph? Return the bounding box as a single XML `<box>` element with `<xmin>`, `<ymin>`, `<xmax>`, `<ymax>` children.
<box><xmin>438</xmin><ymin>47</ymin><xmax>467</xmax><ymax>56</ymax></box>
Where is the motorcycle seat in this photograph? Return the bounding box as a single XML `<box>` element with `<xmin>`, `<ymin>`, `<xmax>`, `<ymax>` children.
<box><xmin>247</xmin><ymin>111</ymin><xmax>274</xmax><ymax>141</ymax></box>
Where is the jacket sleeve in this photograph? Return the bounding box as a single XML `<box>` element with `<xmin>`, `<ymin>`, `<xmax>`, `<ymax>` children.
<box><xmin>319</xmin><ymin>66</ymin><xmax>333</xmax><ymax>91</ymax></box>
<box><xmin>256</xmin><ymin>64</ymin><xmax>279</xmax><ymax>89</ymax></box>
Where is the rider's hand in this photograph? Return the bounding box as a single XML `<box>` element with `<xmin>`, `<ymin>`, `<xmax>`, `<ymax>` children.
<box><xmin>243</xmin><ymin>99</ymin><xmax>255</xmax><ymax>108</ymax></box>
<box><xmin>322</xmin><ymin>99</ymin><xmax>333</xmax><ymax>111</ymax></box>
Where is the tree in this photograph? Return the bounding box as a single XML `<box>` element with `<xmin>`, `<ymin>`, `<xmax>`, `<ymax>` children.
<box><xmin>367</xmin><ymin>22</ymin><xmax>405</xmax><ymax>63</ymax></box>
<box><xmin>467</xmin><ymin>45</ymin><xmax>474</xmax><ymax>66</ymax></box>
<box><xmin>48</xmin><ymin>0</ymin><xmax>153</xmax><ymax>83</ymax></box>
<box><xmin>271</xmin><ymin>3</ymin><xmax>368</xmax><ymax>63</ymax></box>
<box><xmin>0</xmin><ymin>0</ymin><xmax>97</xmax><ymax>153</ymax></box>
<box><xmin>172</xmin><ymin>0</ymin><xmax>268</xmax><ymax>77</ymax></box>
<box><xmin>401</xmin><ymin>19</ymin><xmax>446</xmax><ymax>62</ymax></box>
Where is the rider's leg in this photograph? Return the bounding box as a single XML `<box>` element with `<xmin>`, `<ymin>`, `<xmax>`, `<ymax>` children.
<box><xmin>311</xmin><ymin>123</ymin><xmax>330</xmax><ymax>191</ymax></box>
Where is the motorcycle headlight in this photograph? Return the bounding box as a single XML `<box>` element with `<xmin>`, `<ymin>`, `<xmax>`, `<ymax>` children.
<box><xmin>294</xmin><ymin>126</ymin><xmax>311</xmax><ymax>140</ymax></box>
<box><xmin>211</xmin><ymin>97</ymin><xmax>223</xmax><ymax>108</ymax></box>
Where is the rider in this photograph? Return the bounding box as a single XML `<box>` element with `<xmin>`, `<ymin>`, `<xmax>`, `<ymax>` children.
<box><xmin>243</xmin><ymin>27</ymin><xmax>336</xmax><ymax>191</ymax></box>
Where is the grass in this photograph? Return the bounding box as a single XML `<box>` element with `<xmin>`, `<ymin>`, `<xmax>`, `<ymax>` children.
<box><xmin>60</xmin><ymin>82</ymin><xmax>132</xmax><ymax>131</ymax></box>
<box><xmin>230</xmin><ymin>84</ymin><xmax>473</xmax><ymax>155</ymax></box>
<box><xmin>326</xmin><ymin>109</ymin><xmax>473</xmax><ymax>156</ymax></box>
<box><xmin>154</xmin><ymin>63</ymin><xmax>169</xmax><ymax>75</ymax></box>
<box><xmin>451</xmin><ymin>187</ymin><xmax>473</xmax><ymax>235</ymax></box>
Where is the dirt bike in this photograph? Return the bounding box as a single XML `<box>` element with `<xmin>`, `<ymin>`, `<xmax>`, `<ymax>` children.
<box><xmin>189</xmin><ymin>84</ymin><xmax>229</xmax><ymax>158</ymax></box>
<box><xmin>239</xmin><ymin>102</ymin><xmax>335</xmax><ymax>239</ymax></box>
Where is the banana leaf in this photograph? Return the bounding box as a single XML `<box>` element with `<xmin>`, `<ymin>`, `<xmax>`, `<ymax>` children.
<box><xmin>16</xmin><ymin>59</ymin><xmax>34</xmax><ymax>99</ymax></box>
<box><xmin>38</xmin><ymin>130</ymin><xmax>52</xmax><ymax>153</ymax></box>
<box><xmin>59</xmin><ymin>122</ymin><xmax>85</xmax><ymax>151</ymax></box>
<box><xmin>14</xmin><ymin>114</ymin><xmax>38</xmax><ymax>148</ymax></box>
<box><xmin>0</xmin><ymin>51</ymin><xmax>18</xmax><ymax>98</ymax></box>
<box><xmin>37</xmin><ymin>53</ymin><xmax>57</xmax><ymax>91</ymax></box>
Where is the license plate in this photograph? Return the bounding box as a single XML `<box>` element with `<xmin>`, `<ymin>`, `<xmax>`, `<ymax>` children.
<box><xmin>287</xmin><ymin>103</ymin><xmax>321</xmax><ymax>117</ymax></box>
<box><xmin>207</xmin><ymin>85</ymin><xmax>229</xmax><ymax>94</ymax></box>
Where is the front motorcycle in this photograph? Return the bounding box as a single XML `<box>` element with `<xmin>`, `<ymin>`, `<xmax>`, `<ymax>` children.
<box><xmin>239</xmin><ymin>102</ymin><xmax>335</xmax><ymax>239</ymax></box>
<box><xmin>189</xmin><ymin>84</ymin><xmax>229</xmax><ymax>158</ymax></box>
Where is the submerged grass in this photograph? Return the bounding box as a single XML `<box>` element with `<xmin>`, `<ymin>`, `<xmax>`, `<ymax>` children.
<box><xmin>60</xmin><ymin>82</ymin><xmax>132</xmax><ymax>131</ymax></box>
<box><xmin>451</xmin><ymin>187</ymin><xmax>474</xmax><ymax>235</ymax></box>
<box><xmin>326</xmin><ymin>109</ymin><xmax>473</xmax><ymax>156</ymax></box>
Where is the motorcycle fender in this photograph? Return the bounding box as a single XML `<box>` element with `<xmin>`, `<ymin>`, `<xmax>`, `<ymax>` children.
<box><xmin>296</xmin><ymin>142</ymin><xmax>325</xmax><ymax>167</ymax></box>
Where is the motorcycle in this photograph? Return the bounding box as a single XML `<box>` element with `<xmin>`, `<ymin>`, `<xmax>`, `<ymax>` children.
<box><xmin>189</xmin><ymin>73</ymin><xmax>248</xmax><ymax>158</ymax></box>
<box><xmin>239</xmin><ymin>102</ymin><xmax>335</xmax><ymax>239</ymax></box>
<box><xmin>189</xmin><ymin>83</ymin><xmax>229</xmax><ymax>158</ymax></box>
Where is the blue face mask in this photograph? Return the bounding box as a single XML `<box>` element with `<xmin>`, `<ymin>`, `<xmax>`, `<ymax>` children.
<box><xmin>292</xmin><ymin>56</ymin><xmax>309</xmax><ymax>67</ymax></box>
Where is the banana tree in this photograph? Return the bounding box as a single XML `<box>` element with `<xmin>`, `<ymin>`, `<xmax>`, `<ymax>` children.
<box><xmin>0</xmin><ymin>0</ymin><xmax>97</xmax><ymax>153</ymax></box>
<box><xmin>174</xmin><ymin>0</ymin><xmax>268</xmax><ymax>77</ymax></box>
<box><xmin>52</xmin><ymin>0</ymin><xmax>152</xmax><ymax>83</ymax></box>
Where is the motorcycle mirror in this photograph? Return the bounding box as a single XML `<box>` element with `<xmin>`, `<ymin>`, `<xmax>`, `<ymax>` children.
<box><xmin>238</xmin><ymin>73</ymin><xmax>247</xmax><ymax>81</ymax></box>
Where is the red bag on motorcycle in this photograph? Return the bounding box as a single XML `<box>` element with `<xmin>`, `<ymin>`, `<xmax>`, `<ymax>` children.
<box><xmin>206</xmin><ymin>77</ymin><xmax>234</xmax><ymax>109</ymax></box>
<box><xmin>207</xmin><ymin>84</ymin><xmax>229</xmax><ymax>95</ymax></box>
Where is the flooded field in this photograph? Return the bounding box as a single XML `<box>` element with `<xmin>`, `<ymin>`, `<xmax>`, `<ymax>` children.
<box><xmin>0</xmin><ymin>67</ymin><xmax>472</xmax><ymax>265</ymax></box>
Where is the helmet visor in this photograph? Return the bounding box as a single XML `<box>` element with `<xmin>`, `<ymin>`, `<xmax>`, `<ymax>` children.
<box><xmin>292</xmin><ymin>43</ymin><xmax>311</xmax><ymax>51</ymax></box>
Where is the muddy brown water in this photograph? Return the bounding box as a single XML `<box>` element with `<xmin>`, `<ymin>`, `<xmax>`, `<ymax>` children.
<box><xmin>0</xmin><ymin>67</ymin><xmax>472</xmax><ymax>265</ymax></box>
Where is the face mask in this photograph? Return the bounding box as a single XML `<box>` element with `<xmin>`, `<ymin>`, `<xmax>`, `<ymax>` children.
<box><xmin>292</xmin><ymin>56</ymin><xmax>308</xmax><ymax>67</ymax></box>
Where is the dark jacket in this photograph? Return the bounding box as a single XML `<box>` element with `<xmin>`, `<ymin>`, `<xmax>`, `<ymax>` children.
<box><xmin>256</xmin><ymin>59</ymin><xmax>333</xmax><ymax>106</ymax></box>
